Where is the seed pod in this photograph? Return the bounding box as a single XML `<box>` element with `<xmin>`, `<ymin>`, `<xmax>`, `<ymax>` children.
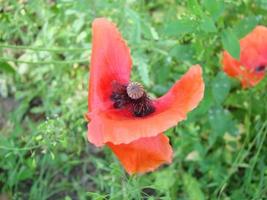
<box><xmin>127</xmin><ymin>82</ymin><xmax>144</xmax><ymax>100</ymax></box>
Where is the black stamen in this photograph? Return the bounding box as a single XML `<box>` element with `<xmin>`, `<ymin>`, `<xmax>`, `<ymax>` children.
<box><xmin>110</xmin><ymin>81</ymin><xmax>155</xmax><ymax>117</ymax></box>
<box><xmin>110</xmin><ymin>82</ymin><xmax>129</xmax><ymax>109</ymax></box>
<box><xmin>255</xmin><ymin>65</ymin><xmax>266</xmax><ymax>72</ymax></box>
<box><xmin>132</xmin><ymin>96</ymin><xmax>155</xmax><ymax>117</ymax></box>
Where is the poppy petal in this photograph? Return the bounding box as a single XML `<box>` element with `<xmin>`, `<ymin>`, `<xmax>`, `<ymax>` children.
<box><xmin>223</xmin><ymin>51</ymin><xmax>264</xmax><ymax>88</ymax></box>
<box><xmin>88</xmin><ymin>65</ymin><xmax>204</xmax><ymax>146</ymax></box>
<box><xmin>108</xmin><ymin>133</ymin><xmax>172</xmax><ymax>174</ymax></box>
<box><xmin>89</xmin><ymin>18</ymin><xmax>132</xmax><ymax>111</ymax></box>
<box><xmin>223</xmin><ymin>51</ymin><xmax>241</xmax><ymax>77</ymax></box>
<box><xmin>222</xmin><ymin>26</ymin><xmax>267</xmax><ymax>88</ymax></box>
<box><xmin>241</xmin><ymin>26</ymin><xmax>267</xmax><ymax>61</ymax></box>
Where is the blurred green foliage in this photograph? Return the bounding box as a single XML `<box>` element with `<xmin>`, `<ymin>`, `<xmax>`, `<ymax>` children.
<box><xmin>1</xmin><ymin>0</ymin><xmax>267</xmax><ymax>199</ymax></box>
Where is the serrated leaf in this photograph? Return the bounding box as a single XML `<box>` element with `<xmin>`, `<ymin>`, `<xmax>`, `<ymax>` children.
<box><xmin>134</xmin><ymin>54</ymin><xmax>151</xmax><ymax>86</ymax></box>
<box><xmin>125</xmin><ymin>8</ymin><xmax>141</xmax><ymax>44</ymax></box>
<box><xmin>221</xmin><ymin>29</ymin><xmax>240</xmax><ymax>59</ymax></box>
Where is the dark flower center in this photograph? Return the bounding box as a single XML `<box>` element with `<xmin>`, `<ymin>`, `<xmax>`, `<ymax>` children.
<box><xmin>111</xmin><ymin>81</ymin><xmax>155</xmax><ymax>117</ymax></box>
<box><xmin>255</xmin><ymin>65</ymin><xmax>266</xmax><ymax>72</ymax></box>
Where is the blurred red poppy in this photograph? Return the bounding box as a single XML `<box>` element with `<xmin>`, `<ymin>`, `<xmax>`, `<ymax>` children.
<box><xmin>223</xmin><ymin>26</ymin><xmax>267</xmax><ymax>88</ymax></box>
<box><xmin>87</xmin><ymin>18</ymin><xmax>204</xmax><ymax>174</ymax></box>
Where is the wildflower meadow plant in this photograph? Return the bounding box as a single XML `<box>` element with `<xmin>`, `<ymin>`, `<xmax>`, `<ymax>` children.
<box><xmin>222</xmin><ymin>26</ymin><xmax>267</xmax><ymax>88</ymax></box>
<box><xmin>86</xmin><ymin>18</ymin><xmax>205</xmax><ymax>174</ymax></box>
<box><xmin>2</xmin><ymin>1</ymin><xmax>267</xmax><ymax>199</ymax></box>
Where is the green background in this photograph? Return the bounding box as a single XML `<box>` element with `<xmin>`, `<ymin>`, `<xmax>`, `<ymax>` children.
<box><xmin>1</xmin><ymin>0</ymin><xmax>267</xmax><ymax>199</ymax></box>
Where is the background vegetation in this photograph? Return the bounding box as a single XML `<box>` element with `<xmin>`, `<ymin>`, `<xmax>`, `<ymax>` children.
<box><xmin>1</xmin><ymin>0</ymin><xmax>267</xmax><ymax>199</ymax></box>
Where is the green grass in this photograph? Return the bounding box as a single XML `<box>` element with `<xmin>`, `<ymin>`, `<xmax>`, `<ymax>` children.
<box><xmin>1</xmin><ymin>0</ymin><xmax>267</xmax><ymax>199</ymax></box>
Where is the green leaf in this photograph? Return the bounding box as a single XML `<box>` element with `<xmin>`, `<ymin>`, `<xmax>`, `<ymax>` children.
<box><xmin>200</xmin><ymin>16</ymin><xmax>217</xmax><ymax>33</ymax></box>
<box><xmin>212</xmin><ymin>72</ymin><xmax>231</xmax><ymax>104</ymax></box>
<box><xmin>164</xmin><ymin>19</ymin><xmax>197</xmax><ymax>36</ymax></box>
<box><xmin>154</xmin><ymin>63</ymin><xmax>171</xmax><ymax>85</ymax></box>
<box><xmin>187</xmin><ymin>0</ymin><xmax>203</xmax><ymax>16</ymax></box>
<box><xmin>183</xmin><ymin>173</ymin><xmax>205</xmax><ymax>200</ymax></box>
<box><xmin>0</xmin><ymin>61</ymin><xmax>16</xmax><ymax>74</ymax></box>
<box><xmin>154</xmin><ymin>169</ymin><xmax>176</xmax><ymax>190</ymax></box>
<box><xmin>203</xmin><ymin>0</ymin><xmax>224</xmax><ymax>21</ymax></box>
<box><xmin>208</xmin><ymin>106</ymin><xmax>237</xmax><ymax>139</ymax></box>
<box><xmin>221</xmin><ymin>29</ymin><xmax>240</xmax><ymax>59</ymax></box>
<box><xmin>134</xmin><ymin>53</ymin><xmax>151</xmax><ymax>86</ymax></box>
<box><xmin>233</xmin><ymin>16</ymin><xmax>258</xmax><ymax>38</ymax></box>
<box><xmin>125</xmin><ymin>8</ymin><xmax>141</xmax><ymax>44</ymax></box>
<box><xmin>188</xmin><ymin>86</ymin><xmax>213</xmax><ymax>120</ymax></box>
<box><xmin>64</xmin><ymin>196</ymin><xmax>72</xmax><ymax>200</ymax></box>
<box><xmin>255</xmin><ymin>0</ymin><xmax>267</xmax><ymax>10</ymax></box>
<box><xmin>170</xmin><ymin>44</ymin><xmax>195</xmax><ymax>61</ymax></box>
<box><xmin>141</xmin><ymin>21</ymin><xmax>159</xmax><ymax>40</ymax></box>
<box><xmin>17</xmin><ymin>166</ymin><xmax>34</xmax><ymax>181</ymax></box>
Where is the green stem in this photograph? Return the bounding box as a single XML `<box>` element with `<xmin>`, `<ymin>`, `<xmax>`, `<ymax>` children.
<box><xmin>0</xmin><ymin>57</ymin><xmax>88</xmax><ymax>65</ymax></box>
<box><xmin>0</xmin><ymin>43</ymin><xmax>89</xmax><ymax>52</ymax></box>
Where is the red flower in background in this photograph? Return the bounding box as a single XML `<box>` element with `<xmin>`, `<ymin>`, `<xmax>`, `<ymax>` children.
<box><xmin>87</xmin><ymin>18</ymin><xmax>204</xmax><ymax>174</ymax></box>
<box><xmin>223</xmin><ymin>26</ymin><xmax>267</xmax><ymax>88</ymax></box>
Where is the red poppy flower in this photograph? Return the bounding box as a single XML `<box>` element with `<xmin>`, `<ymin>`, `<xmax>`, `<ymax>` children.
<box><xmin>222</xmin><ymin>26</ymin><xmax>267</xmax><ymax>88</ymax></box>
<box><xmin>87</xmin><ymin>18</ymin><xmax>205</xmax><ymax>174</ymax></box>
